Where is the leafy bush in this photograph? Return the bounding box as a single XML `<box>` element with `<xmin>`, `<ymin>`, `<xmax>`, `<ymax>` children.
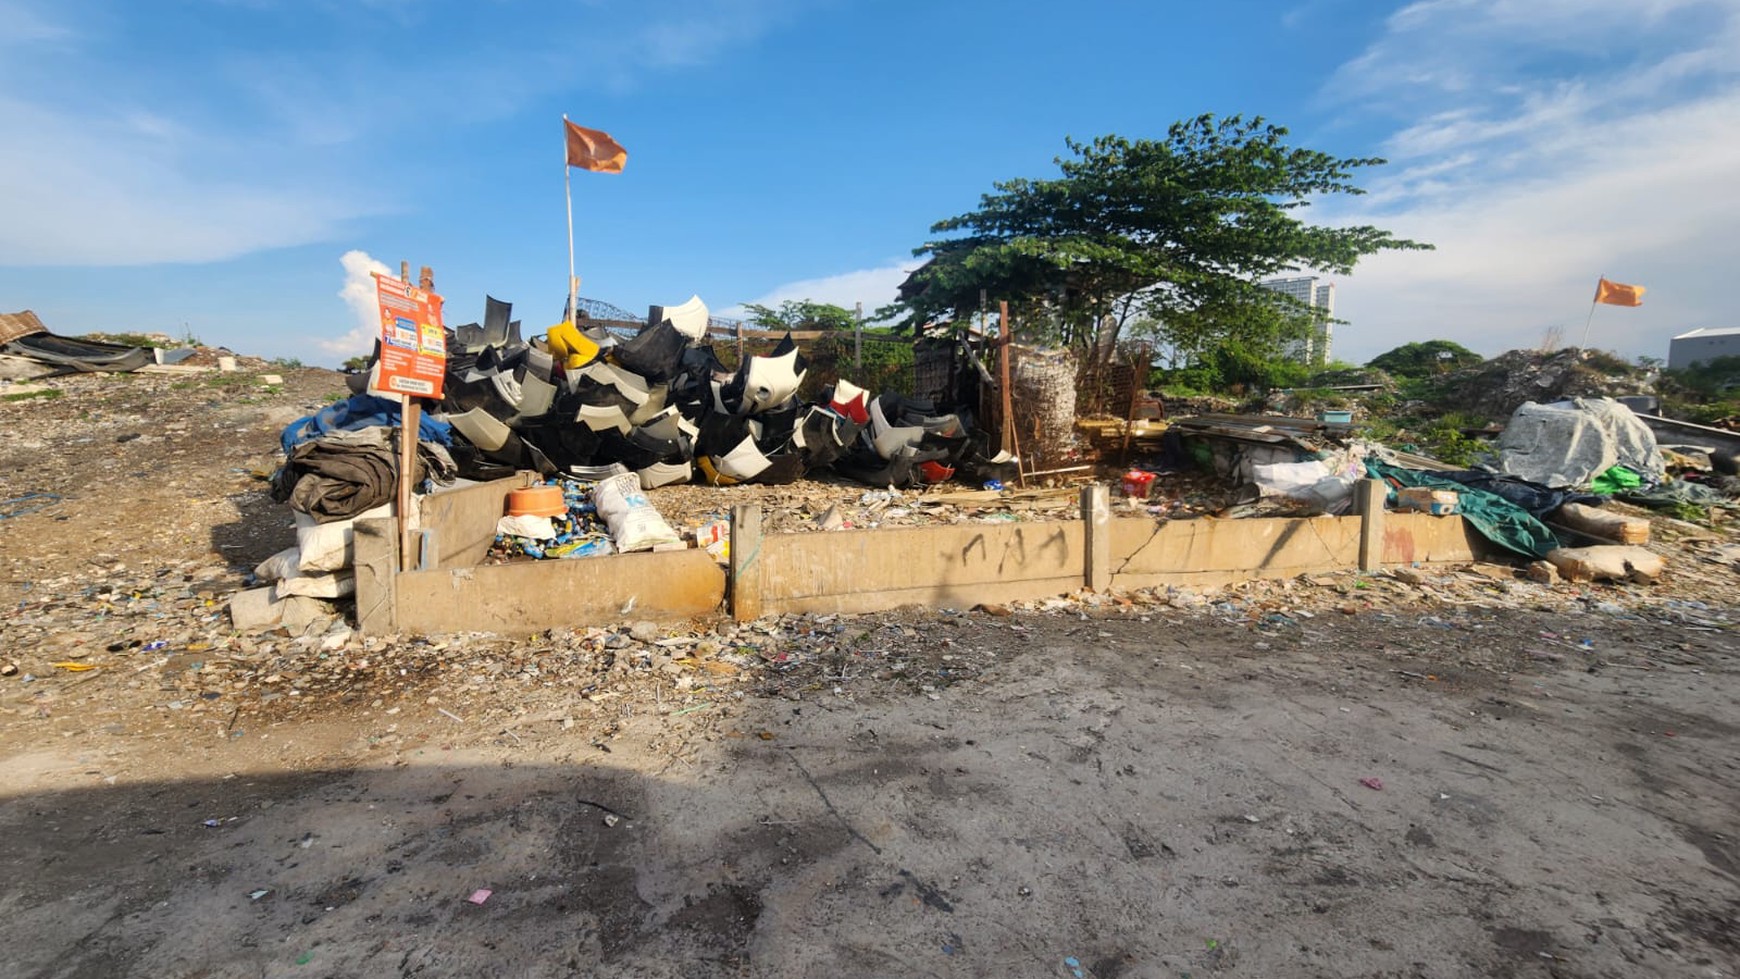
<box><xmin>1366</xmin><ymin>340</ymin><xmax>1481</xmax><ymax>378</ymax></box>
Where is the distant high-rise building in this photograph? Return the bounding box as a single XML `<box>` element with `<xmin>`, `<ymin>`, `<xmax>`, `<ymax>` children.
<box><xmin>1260</xmin><ymin>275</ymin><xmax>1335</xmax><ymax>366</ymax></box>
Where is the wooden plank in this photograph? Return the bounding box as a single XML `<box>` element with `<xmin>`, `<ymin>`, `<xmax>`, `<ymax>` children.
<box><xmin>392</xmin><ymin>549</ymin><xmax>726</xmax><ymax>634</ymax></box>
<box><xmin>416</xmin><ymin>474</ymin><xmax>532</xmax><ymax>571</ymax></box>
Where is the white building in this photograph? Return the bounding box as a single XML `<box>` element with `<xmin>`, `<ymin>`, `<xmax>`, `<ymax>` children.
<box><xmin>1259</xmin><ymin>275</ymin><xmax>1336</xmax><ymax>366</ymax></box>
<box><xmin>1668</xmin><ymin>327</ymin><xmax>1740</xmax><ymax>369</ymax></box>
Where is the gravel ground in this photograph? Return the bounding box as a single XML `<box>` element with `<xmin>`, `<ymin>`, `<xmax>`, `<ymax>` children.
<box><xmin>2</xmin><ymin>363</ymin><xmax>1737</xmax><ymax>978</ymax></box>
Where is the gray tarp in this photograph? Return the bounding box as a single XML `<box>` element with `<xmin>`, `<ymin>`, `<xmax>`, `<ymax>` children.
<box><xmin>1497</xmin><ymin>397</ymin><xmax>1664</xmax><ymax>490</ymax></box>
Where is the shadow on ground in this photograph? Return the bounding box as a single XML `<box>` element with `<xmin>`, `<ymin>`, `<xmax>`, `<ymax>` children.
<box><xmin>4</xmin><ymin>617</ymin><xmax>1738</xmax><ymax>979</ymax></box>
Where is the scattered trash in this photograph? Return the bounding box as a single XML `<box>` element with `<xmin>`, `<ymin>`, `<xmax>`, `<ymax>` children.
<box><xmin>437</xmin><ymin>707</ymin><xmax>466</xmax><ymax>724</ymax></box>
<box><xmin>49</xmin><ymin>661</ymin><xmax>98</xmax><ymax>672</ymax></box>
<box><xmin>1064</xmin><ymin>955</ymin><xmax>1086</xmax><ymax>978</ymax></box>
<box><xmin>602</xmin><ymin>813</ymin><xmax>621</xmax><ymax>828</ymax></box>
<box><xmin>1359</xmin><ymin>777</ymin><xmax>1384</xmax><ymax>791</ymax></box>
<box><xmin>467</xmin><ymin>888</ymin><xmax>492</xmax><ymax>905</ymax></box>
<box><xmin>249</xmin><ymin>889</ymin><xmax>272</xmax><ymax>901</ymax></box>
<box><xmin>1396</xmin><ymin>487</ymin><xmax>1459</xmax><ymax>516</ymax></box>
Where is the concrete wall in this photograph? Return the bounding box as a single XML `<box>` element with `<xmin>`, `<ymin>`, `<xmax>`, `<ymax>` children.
<box><xmin>415</xmin><ymin>474</ymin><xmax>533</xmax><ymax>571</ymax></box>
<box><xmin>392</xmin><ymin>550</ymin><xmax>725</xmax><ymax>635</ymax></box>
<box><xmin>357</xmin><ymin>480</ymin><xmax>1486</xmax><ymax>634</ymax></box>
<box><xmin>1110</xmin><ymin>515</ymin><xmax>1361</xmax><ymax>590</ymax></box>
<box><xmin>746</xmin><ymin>520</ymin><xmax>1087</xmax><ymax>616</ymax></box>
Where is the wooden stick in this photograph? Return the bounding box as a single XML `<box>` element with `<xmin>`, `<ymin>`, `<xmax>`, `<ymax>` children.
<box><xmin>999</xmin><ymin>301</ymin><xmax>1026</xmax><ymax>488</ymax></box>
<box><xmin>398</xmin><ymin>394</ymin><xmax>419</xmax><ymax>569</ymax></box>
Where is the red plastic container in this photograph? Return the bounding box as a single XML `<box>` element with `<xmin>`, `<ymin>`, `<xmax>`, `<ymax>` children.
<box><xmin>1121</xmin><ymin>470</ymin><xmax>1156</xmax><ymax>498</ymax></box>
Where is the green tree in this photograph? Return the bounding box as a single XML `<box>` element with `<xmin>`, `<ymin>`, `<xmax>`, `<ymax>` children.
<box><xmin>891</xmin><ymin>115</ymin><xmax>1431</xmax><ymax>368</ymax></box>
<box><xmin>1366</xmin><ymin>340</ymin><xmax>1482</xmax><ymax>378</ymax></box>
<box><xmin>742</xmin><ymin>300</ymin><xmax>857</xmax><ymax>332</ymax></box>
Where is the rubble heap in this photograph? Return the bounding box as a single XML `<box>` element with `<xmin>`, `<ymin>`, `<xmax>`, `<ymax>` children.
<box><xmin>1429</xmin><ymin>348</ymin><xmax>1648</xmax><ymax>419</ymax></box>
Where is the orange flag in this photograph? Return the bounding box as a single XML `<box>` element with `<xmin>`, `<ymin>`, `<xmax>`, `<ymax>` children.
<box><xmin>564</xmin><ymin>120</ymin><xmax>627</xmax><ymax>173</ymax></box>
<box><xmin>1594</xmin><ymin>277</ymin><xmax>1645</xmax><ymax>307</ymax></box>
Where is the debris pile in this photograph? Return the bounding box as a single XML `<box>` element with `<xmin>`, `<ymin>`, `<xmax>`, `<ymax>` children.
<box><xmin>359</xmin><ymin>294</ymin><xmax>988</xmax><ymax>492</ymax></box>
<box><xmin>1</xmin><ymin>310</ymin><xmax>152</xmax><ymax>376</ymax></box>
<box><xmin>1428</xmin><ymin>348</ymin><xmax>1648</xmax><ymax>419</ymax></box>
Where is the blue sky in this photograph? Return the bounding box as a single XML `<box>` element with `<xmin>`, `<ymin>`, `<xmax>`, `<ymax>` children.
<box><xmin>2</xmin><ymin>0</ymin><xmax>1737</xmax><ymax>366</ymax></box>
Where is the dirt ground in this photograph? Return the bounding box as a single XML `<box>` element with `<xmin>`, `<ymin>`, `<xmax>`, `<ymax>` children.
<box><xmin>2</xmin><ymin>365</ymin><xmax>1737</xmax><ymax>978</ymax></box>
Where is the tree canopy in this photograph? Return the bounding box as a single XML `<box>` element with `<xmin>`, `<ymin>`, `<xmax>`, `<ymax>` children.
<box><xmin>1366</xmin><ymin>340</ymin><xmax>1482</xmax><ymax>378</ymax></box>
<box><xmin>742</xmin><ymin>300</ymin><xmax>856</xmax><ymax>333</ymax></box>
<box><xmin>890</xmin><ymin>115</ymin><xmax>1431</xmax><ymax>365</ymax></box>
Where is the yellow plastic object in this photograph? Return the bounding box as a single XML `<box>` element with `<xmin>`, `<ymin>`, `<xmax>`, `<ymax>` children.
<box><xmin>695</xmin><ymin>456</ymin><xmax>743</xmax><ymax>487</ymax></box>
<box><xmin>545</xmin><ymin>322</ymin><xmax>600</xmax><ymax>370</ymax></box>
<box><xmin>50</xmin><ymin>662</ymin><xmax>98</xmax><ymax>671</ymax></box>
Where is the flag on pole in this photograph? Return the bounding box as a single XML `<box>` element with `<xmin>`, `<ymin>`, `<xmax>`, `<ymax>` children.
<box><xmin>564</xmin><ymin>120</ymin><xmax>627</xmax><ymax>173</ymax></box>
<box><xmin>1593</xmin><ymin>277</ymin><xmax>1645</xmax><ymax>307</ymax></box>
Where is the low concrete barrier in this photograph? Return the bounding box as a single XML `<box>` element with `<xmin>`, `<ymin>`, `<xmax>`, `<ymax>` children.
<box><xmin>356</xmin><ymin>479</ymin><xmax>1485</xmax><ymax>634</ymax></box>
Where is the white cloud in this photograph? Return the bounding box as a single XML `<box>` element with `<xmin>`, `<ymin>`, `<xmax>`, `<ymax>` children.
<box><xmin>0</xmin><ymin>0</ymin><xmax>804</xmax><ymax>267</ymax></box>
<box><xmin>318</xmin><ymin>249</ymin><xmax>392</xmax><ymax>358</ymax></box>
<box><xmin>1318</xmin><ymin>0</ymin><xmax>1740</xmax><ymax>362</ymax></box>
<box><xmin>0</xmin><ymin>0</ymin><xmax>70</xmax><ymax>45</ymax></box>
<box><xmin>724</xmin><ymin>260</ymin><xmax>915</xmax><ymax>321</ymax></box>
<box><xmin>0</xmin><ymin>95</ymin><xmax>364</xmax><ymax>265</ymax></box>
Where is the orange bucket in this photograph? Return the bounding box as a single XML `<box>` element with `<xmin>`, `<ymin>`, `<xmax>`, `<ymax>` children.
<box><xmin>506</xmin><ymin>485</ymin><xmax>565</xmax><ymax>517</ymax></box>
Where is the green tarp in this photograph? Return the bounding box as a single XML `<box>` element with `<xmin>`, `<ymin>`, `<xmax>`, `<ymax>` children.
<box><xmin>1366</xmin><ymin>460</ymin><xmax>1559</xmax><ymax>559</ymax></box>
<box><xmin>1590</xmin><ymin>465</ymin><xmax>1643</xmax><ymax>495</ymax></box>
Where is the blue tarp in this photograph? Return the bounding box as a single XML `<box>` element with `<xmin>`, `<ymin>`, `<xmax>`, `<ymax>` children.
<box><xmin>280</xmin><ymin>394</ymin><xmax>453</xmax><ymax>455</ymax></box>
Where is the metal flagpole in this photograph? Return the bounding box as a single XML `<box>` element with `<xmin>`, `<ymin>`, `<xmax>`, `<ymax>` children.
<box><xmin>1580</xmin><ymin>275</ymin><xmax>1602</xmax><ymax>350</ymax></box>
<box><xmin>564</xmin><ymin>114</ymin><xmax>578</xmax><ymax>327</ymax></box>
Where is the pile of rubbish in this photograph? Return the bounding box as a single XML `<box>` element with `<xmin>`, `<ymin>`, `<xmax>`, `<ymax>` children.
<box><xmin>1145</xmin><ymin>396</ymin><xmax>1734</xmax><ymax>580</ymax></box>
<box><xmin>1429</xmin><ymin>348</ymin><xmax>1649</xmax><ymax>419</ymax></box>
<box><xmin>233</xmin><ymin>292</ymin><xmax>1022</xmax><ymax>599</ymax></box>
<box><xmin>339</xmin><ymin>294</ymin><xmax>1007</xmax><ymax>492</ymax></box>
<box><xmin>0</xmin><ymin>310</ymin><xmax>153</xmax><ymax>375</ymax></box>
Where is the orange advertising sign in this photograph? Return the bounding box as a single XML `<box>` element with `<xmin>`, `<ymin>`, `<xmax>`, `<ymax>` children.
<box><xmin>370</xmin><ymin>272</ymin><xmax>446</xmax><ymax>398</ymax></box>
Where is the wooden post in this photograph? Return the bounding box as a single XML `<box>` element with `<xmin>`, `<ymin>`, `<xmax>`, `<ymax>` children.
<box><xmin>729</xmin><ymin>504</ymin><xmax>764</xmax><ymax>621</ymax></box>
<box><xmin>397</xmin><ymin>400</ymin><xmax>420</xmax><ymax>568</ymax></box>
<box><xmin>1121</xmin><ymin>354</ymin><xmax>1141</xmax><ymax>465</ymax></box>
<box><xmin>998</xmin><ymin>300</ymin><xmax>1014</xmax><ymax>457</ymax></box>
<box><xmin>998</xmin><ymin>300</ymin><xmax>1027</xmax><ymax>487</ymax></box>
<box><xmin>1082</xmin><ymin>484</ymin><xmax>1111</xmax><ymax>592</ymax></box>
<box><xmin>1357</xmin><ymin>478</ymin><xmax>1387</xmax><ymax>572</ymax></box>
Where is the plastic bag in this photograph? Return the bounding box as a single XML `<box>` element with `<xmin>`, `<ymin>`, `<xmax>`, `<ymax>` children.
<box><xmin>594</xmin><ymin>472</ymin><xmax>681</xmax><ymax>552</ymax></box>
